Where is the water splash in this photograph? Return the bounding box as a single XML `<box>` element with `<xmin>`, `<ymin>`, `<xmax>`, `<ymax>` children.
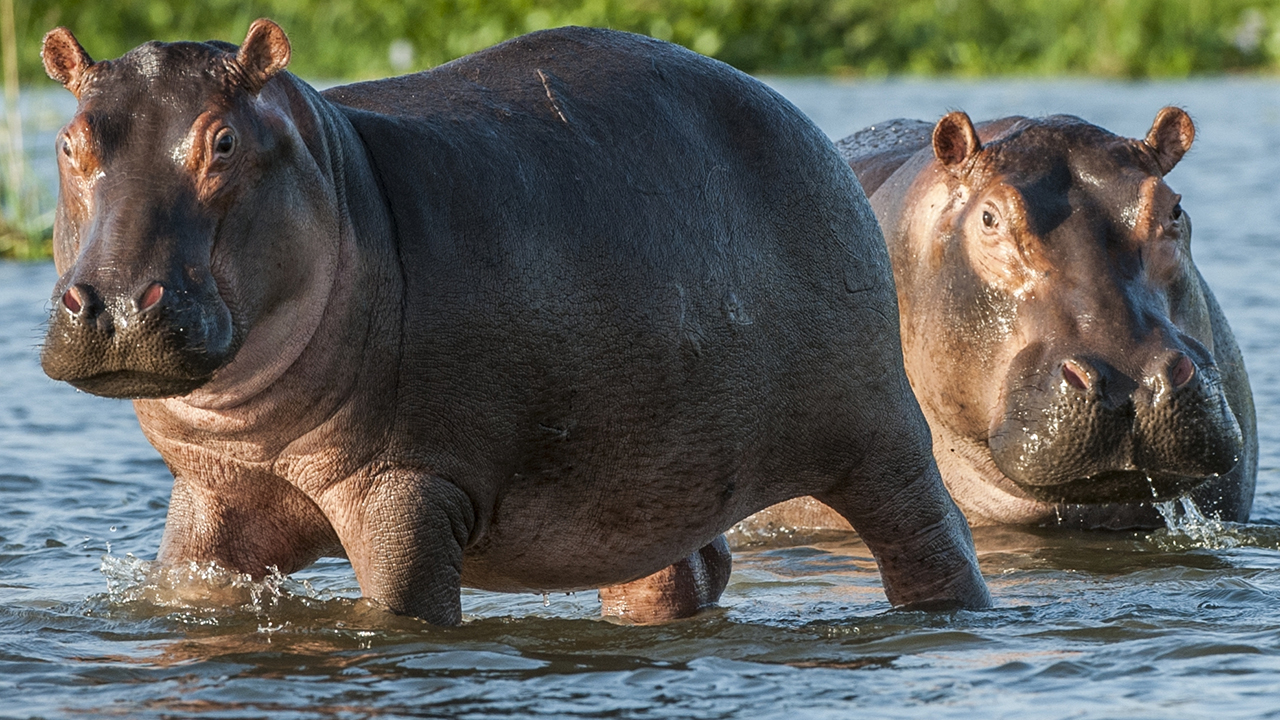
<box><xmin>1151</xmin><ymin>496</ymin><xmax>1241</xmax><ymax>550</ymax></box>
<box><xmin>98</xmin><ymin>553</ymin><xmax>307</xmax><ymax>615</ymax></box>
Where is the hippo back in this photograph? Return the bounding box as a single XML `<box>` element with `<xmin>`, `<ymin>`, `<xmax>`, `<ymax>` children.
<box><xmin>835</xmin><ymin>118</ymin><xmax>934</xmax><ymax>196</ymax></box>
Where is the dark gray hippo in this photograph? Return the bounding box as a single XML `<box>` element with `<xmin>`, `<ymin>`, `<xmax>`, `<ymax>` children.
<box><xmin>38</xmin><ymin>20</ymin><xmax>989</xmax><ymax>624</ymax></box>
<box><xmin>745</xmin><ymin>109</ymin><xmax>1254</xmax><ymax>534</ymax></box>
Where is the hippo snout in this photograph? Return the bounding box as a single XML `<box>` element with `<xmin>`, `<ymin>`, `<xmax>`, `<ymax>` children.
<box><xmin>989</xmin><ymin>349</ymin><xmax>1242</xmax><ymax>504</ymax></box>
<box><xmin>41</xmin><ymin>273</ymin><xmax>235</xmax><ymax>399</ymax></box>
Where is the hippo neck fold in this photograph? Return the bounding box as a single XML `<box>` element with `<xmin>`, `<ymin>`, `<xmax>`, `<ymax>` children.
<box><xmin>138</xmin><ymin>73</ymin><xmax>401</xmax><ymax>458</ymax></box>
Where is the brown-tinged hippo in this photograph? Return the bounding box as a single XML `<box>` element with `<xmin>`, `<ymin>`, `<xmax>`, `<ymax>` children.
<box><xmin>747</xmin><ymin>109</ymin><xmax>1255</xmax><ymax>534</ymax></box>
<box><xmin>38</xmin><ymin>20</ymin><xmax>989</xmax><ymax>624</ymax></box>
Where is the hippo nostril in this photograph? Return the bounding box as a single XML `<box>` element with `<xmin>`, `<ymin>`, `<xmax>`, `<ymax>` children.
<box><xmin>137</xmin><ymin>282</ymin><xmax>165</xmax><ymax>313</ymax></box>
<box><xmin>1169</xmin><ymin>354</ymin><xmax>1195</xmax><ymax>389</ymax></box>
<box><xmin>62</xmin><ymin>287</ymin><xmax>83</xmax><ymax>314</ymax></box>
<box><xmin>1062</xmin><ymin>359</ymin><xmax>1091</xmax><ymax>391</ymax></box>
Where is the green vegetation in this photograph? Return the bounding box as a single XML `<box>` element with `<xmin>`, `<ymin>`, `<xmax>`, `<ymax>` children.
<box><xmin>14</xmin><ymin>0</ymin><xmax>1280</xmax><ymax>80</ymax></box>
<box><xmin>4</xmin><ymin>0</ymin><xmax>1280</xmax><ymax>258</ymax></box>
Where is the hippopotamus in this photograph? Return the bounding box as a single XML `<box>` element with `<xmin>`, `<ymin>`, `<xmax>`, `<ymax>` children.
<box><xmin>38</xmin><ymin>20</ymin><xmax>989</xmax><ymax>624</ymax></box>
<box><xmin>747</xmin><ymin>109</ymin><xmax>1255</xmax><ymax>533</ymax></box>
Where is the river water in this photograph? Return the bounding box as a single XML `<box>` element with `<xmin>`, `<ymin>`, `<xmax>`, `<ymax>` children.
<box><xmin>5</xmin><ymin>78</ymin><xmax>1280</xmax><ymax>719</ymax></box>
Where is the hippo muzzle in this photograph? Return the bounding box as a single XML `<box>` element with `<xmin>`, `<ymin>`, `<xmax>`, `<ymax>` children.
<box><xmin>42</xmin><ymin>268</ymin><xmax>235</xmax><ymax>398</ymax></box>
<box><xmin>41</xmin><ymin>193</ymin><xmax>235</xmax><ymax>400</ymax></box>
<box><xmin>988</xmin><ymin>343</ymin><xmax>1243</xmax><ymax>504</ymax></box>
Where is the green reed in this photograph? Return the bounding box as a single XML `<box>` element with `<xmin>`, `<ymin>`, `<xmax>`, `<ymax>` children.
<box><xmin>0</xmin><ymin>0</ymin><xmax>50</xmax><ymax>261</ymax></box>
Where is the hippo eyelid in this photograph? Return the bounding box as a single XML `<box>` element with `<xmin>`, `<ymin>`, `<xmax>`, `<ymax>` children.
<box><xmin>57</xmin><ymin>134</ymin><xmax>76</xmax><ymax>171</ymax></box>
<box><xmin>56</xmin><ymin>128</ymin><xmax>96</xmax><ymax>175</ymax></box>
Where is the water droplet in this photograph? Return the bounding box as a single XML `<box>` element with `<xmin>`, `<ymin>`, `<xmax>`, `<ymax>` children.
<box><xmin>109</xmin><ymin>526</ymin><xmax>117</xmax><ymax>532</ymax></box>
<box><xmin>542</xmin><ymin>592</ymin><xmax>550</xmax><ymax>607</ymax></box>
<box><xmin>1152</xmin><ymin>494</ymin><xmax>1240</xmax><ymax>550</ymax></box>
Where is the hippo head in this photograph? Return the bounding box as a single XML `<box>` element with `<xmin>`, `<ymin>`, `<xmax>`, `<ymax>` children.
<box><xmin>39</xmin><ymin>20</ymin><xmax>339</xmax><ymax>402</ymax></box>
<box><xmin>896</xmin><ymin>108</ymin><xmax>1241</xmax><ymax>505</ymax></box>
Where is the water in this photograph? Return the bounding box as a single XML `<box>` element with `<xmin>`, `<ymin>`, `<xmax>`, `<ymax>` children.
<box><xmin>6</xmin><ymin>78</ymin><xmax>1280</xmax><ymax>718</ymax></box>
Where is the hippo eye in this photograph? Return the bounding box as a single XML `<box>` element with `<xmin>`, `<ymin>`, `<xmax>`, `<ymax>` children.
<box><xmin>213</xmin><ymin>128</ymin><xmax>237</xmax><ymax>158</ymax></box>
<box><xmin>1171</xmin><ymin>203</ymin><xmax>1183</xmax><ymax>221</ymax></box>
<box><xmin>982</xmin><ymin>210</ymin><xmax>996</xmax><ymax>228</ymax></box>
<box><xmin>58</xmin><ymin>135</ymin><xmax>77</xmax><ymax>168</ymax></box>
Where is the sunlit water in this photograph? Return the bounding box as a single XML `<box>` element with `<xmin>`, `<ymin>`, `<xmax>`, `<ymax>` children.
<box><xmin>5</xmin><ymin>78</ymin><xmax>1280</xmax><ymax>719</ymax></box>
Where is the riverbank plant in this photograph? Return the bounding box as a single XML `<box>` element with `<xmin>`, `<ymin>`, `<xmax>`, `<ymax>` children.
<box><xmin>15</xmin><ymin>0</ymin><xmax>1280</xmax><ymax>80</ymax></box>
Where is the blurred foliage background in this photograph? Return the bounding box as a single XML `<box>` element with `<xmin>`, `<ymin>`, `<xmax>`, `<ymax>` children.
<box><xmin>16</xmin><ymin>0</ymin><xmax>1280</xmax><ymax>80</ymax></box>
<box><xmin>5</xmin><ymin>0</ymin><xmax>1280</xmax><ymax>257</ymax></box>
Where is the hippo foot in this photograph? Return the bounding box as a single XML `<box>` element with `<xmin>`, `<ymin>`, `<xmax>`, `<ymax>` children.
<box><xmin>598</xmin><ymin>536</ymin><xmax>731</xmax><ymax>624</ymax></box>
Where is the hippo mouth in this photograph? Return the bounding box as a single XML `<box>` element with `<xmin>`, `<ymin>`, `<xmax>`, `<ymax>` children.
<box><xmin>1013</xmin><ymin>468</ymin><xmax>1229</xmax><ymax>505</ymax></box>
<box><xmin>59</xmin><ymin>369</ymin><xmax>214</xmax><ymax>400</ymax></box>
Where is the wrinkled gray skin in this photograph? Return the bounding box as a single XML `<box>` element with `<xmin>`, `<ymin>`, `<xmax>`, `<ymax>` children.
<box><xmin>38</xmin><ymin>20</ymin><xmax>989</xmax><ymax>624</ymax></box>
<box><xmin>750</xmin><ymin>110</ymin><xmax>1255</xmax><ymax>532</ymax></box>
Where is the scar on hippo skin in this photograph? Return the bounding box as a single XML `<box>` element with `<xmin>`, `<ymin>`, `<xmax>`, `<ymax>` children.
<box><xmin>535</xmin><ymin>69</ymin><xmax>569</xmax><ymax>124</ymax></box>
<box><xmin>40</xmin><ymin>27</ymin><xmax>93</xmax><ymax>97</ymax></box>
<box><xmin>40</xmin><ymin>20</ymin><xmax>991</xmax><ymax>622</ymax></box>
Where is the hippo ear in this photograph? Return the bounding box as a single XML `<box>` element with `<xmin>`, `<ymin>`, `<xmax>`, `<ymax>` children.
<box><xmin>236</xmin><ymin>18</ymin><xmax>291</xmax><ymax>94</ymax></box>
<box><xmin>42</xmin><ymin>27</ymin><xmax>94</xmax><ymax>97</ymax></box>
<box><xmin>1144</xmin><ymin>106</ymin><xmax>1195</xmax><ymax>175</ymax></box>
<box><xmin>933</xmin><ymin>111</ymin><xmax>982</xmax><ymax>169</ymax></box>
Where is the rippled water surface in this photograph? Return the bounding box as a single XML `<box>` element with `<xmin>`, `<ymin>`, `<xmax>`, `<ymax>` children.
<box><xmin>6</xmin><ymin>78</ymin><xmax>1280</xmax><ymax>719</ymax></box>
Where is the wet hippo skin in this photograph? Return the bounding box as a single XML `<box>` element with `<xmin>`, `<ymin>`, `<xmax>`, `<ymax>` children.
<box><xmin>38</xmin><ymin>20</ymin><xmax>990</xmax><ymax>623</ymax></box>
<box><xmin>749</xmin><ymin>109</ymin><xmax>1256</xmax><ymax>533</ymax></box>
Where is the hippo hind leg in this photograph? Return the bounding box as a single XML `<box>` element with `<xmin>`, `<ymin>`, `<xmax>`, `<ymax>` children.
<box><xmin>598</xmin><ymin>536</ymin><xmax>731</xmax><ymax>623</ymax></box>
<box><xmin>815</xmin><ymin>425</ymin><xmax>991</xmax><ymax>610</ymax></box>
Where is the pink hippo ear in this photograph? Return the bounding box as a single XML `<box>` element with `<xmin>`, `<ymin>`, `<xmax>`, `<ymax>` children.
<box><xmin>42</xmin><ymin>27</ymin><xmax>94</xmax><ymax>97</ymax></box>
<box><xmin>1144</xmin><ymin>106</ymin><xmax>1195</xmax><ymax>175</ymax></box>
<box><xmin>932</xmin><ymin>111</ymin><xmax>982</xmax><ymax>169</ymax></box>
<box><xmin>236</xmin><ymin>18</ymin><xmax>291</xmax><ymax>94</ymax></box>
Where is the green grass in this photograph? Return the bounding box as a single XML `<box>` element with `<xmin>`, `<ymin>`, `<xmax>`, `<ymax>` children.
<box><xmin>15</xmin><ymin>0</ymin><xmax>1280</xmax><ymax>81</ymax></box>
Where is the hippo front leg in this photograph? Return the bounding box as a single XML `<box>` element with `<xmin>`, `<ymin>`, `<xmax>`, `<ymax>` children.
<box><xmin>816</xmin><ymin>454</ymin><xmax>991</xmax><ymax>610</ymax></box>
<box><xmin>598</xmin><ymin>536</ymin><xmax>732</xmax><ymax>624</ymax></box>
<box><xmin>156</xmin><ymin>466</ymin><xmax>343</xmax><ymax>578</ymax></box>
<box><xmin>322</xmin><ymin>470</ymin><xmax>476</xmax><ymax>625</ymax></box>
